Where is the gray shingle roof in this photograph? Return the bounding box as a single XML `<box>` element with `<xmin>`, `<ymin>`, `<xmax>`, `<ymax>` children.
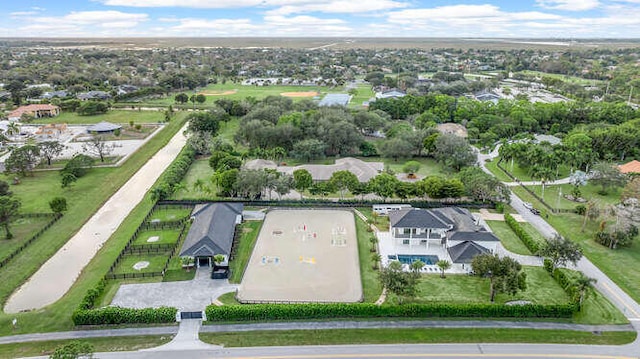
<box><xmin>389</xmin><ymin>208</ymin><xmax>453</xmax><ymax>229</ymax></box>
<box><xmin>449</xmin><ymin>231</ymin><xmax>498</xmax><ymax>242</ymax></box>
<box><xmin>87</xmin><ymin>121</ymin><xmax>122</xmax><ymax>133</ymax></box>
<box><xmin>447</xmin><ymin>241</ymin><xmax>489</xmax><ymax>264</ymax></box>
<box><xmin>179</xmin><ymin>202</ymin><xmax>243</xmax><ymax>257</ymax></box>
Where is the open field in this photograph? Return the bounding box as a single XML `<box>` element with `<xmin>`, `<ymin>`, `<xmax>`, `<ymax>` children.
<box><xmin>0</xmin><ymin>113</ymin><xmax>187</xmax><ymax>336</ymax></box>
<box><xmin>111</xmin><ymin>253</ymin><xmax>169</xmax><ymax>275</ymax></box>
<box><xmin>523</xmin><ymin>183</ymin><xmax>621</xmax><ymax>211</ymax></box>
<box><xmin>512</xmin><ymin>186</ymin><xmax>640</xmax><ymax>305</ymax></box>
<box><xmin>385</xmin><ymin>267</ymin><xmax>568</xmax><ymax>305</ymax></box>
<box><xmin>238</xmin><ymin>209</ymin><xmax>362</xmax><ymax>303</ymax></box>
<box><xmin>229</xmin><ymin>221</ymin><xmax>262</xmax><ymax>284</ymax></box>
<box><xmin>485</xmin><ymin>220</ymin><xmax>532</xmax><ymax>255</ymax></box>
<box><xmin>0</xmin><ymin>335</ymin><xmax>174</xmax><ymax>358</ymax></box>
<box><xmin>0</xmin><ymin>216</ymin><xmax>54</xmax><ymax>263</ymax></box>
<box><xmin>147</xmin><ymin>207</ymin><xmax>192</xmax><ymax>223</ymax></box>
<box><xmin>200</xmin><ymin>328</ymin><xmax>636</xmax><ymax>347</ymax></box>
<box><xmin>131</xmin><ymin>228</ymin><xmax>182</xmax><ymax>246</ymax></box>
<box><xmin>38</xmin><ymin>110</ymin><xmax>166</xmax><ymax>125</ymax></box>
<box><xmin>518</xmin><ymin>70</ymin><xmax>603</xmax><ymax>86</ymax></box>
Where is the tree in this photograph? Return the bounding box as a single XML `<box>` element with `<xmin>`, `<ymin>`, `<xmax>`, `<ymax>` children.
<box><xmin>369</xmin><ymin>236</ymin><xmax>378</xmax><ymax>252</ymax></box>
<box><xmin>378</xmin><ymin>260</ymin><xmax>420</xmax><ymax>303</ymax></box>
<box><xmin>575</xmin><ymin>272</ymin><xmax>596</xmax><ymax>306</ymax></box>
<box><xmin>293</xmin><ymin>169</ymin><xmax>313</xmax><ymax>192</ymax></box>
<box><xmin>402</xmin><ymin>160</ymin><xmax>421</xmax><ymax>178</ymax></box>
<box><xmin>0</xmin><ymin>180</ymin><xmax>11</xmax><ymax>196</ymax></box>
<box><xmin>329</xmin><ymin>170</ymin><xmax>359</xmax><ymax>200</ymax></box>
<box><xmin>49</xmin><ymin>197</ymin><xmax>68</xmax><ymax>214</ymax></box>
<box><xmin>410</xmin><ymin>260</ymin><xmax>425</xmax><ymax>273</ymax></box>
<box><xmin>368</xmin><ymin>173</ymin><xmax>400</xmax><ymax>201</ymax></box>
<box><xmin>213</xmin><ymin>168</ymin><xmax>239</xmax><ymax>197</ymax></box>
<box><xmin>62</xmin><ymin>154</ymin><xmax>94</xmax><ymax>178</ymax></box>
<box><xmin>371</xmin><ymin>253</ymin><xmax>382</xmax><ymax>270</ymax></box>
<box><xmin>436</xmin><ymin>259</ymin><xmax>451</xmax><ymax>278</ymax></box>
<box><xmin>77</xmin><ymin>101</ymin><xmax>108</xmax><ymax>116</ymax></box>
<box><xmin>379</xmin><ymin>137</ymin><xmax>413</xmax><ymax>161</ymax></box>
<box><xmin>186</xmin><ymin>111</ymin><xmax>220</xmax><ymax>136</ymax></box>
<box><xmin>82</xmin><ymin>135</ymin><xmax>115</xmax><ymax>162</ymax></box>
<box><xmin>590</xmin><ymin>162</ymin><xmax>627</xmax><ymax>195</ymax></box>
<box><xmin>39</xmin><ymin>141</ymin><xmax>65</xmax><ymax>166</ymax></box>
<box><xmin>213</xmin><ymin>254</ymin><xmax>225</xmax><ymax>266</ymax></box>
<box><xmin>175</xmin><ymin>93</ymin><xmax>189</xmax><ymax>104</ymax></box>
<box><xmin>0</xmin><ymin>196</ymin><xmax>21</xmax><ymax>239</ymax></box>
<box><xmin>5</xmin><ymin>145</ymin><xmax>41</xmax><ymax>176</ymax></box>
<box><xmin>622</xmin><ymin>177</ymin><xmax>640</xmax><ymax>201</ymax></box>
<box><xmin>471</xmin><ymin>254</ymin><xmax>527</xmax><ymax>302</ymax></box>
<box><xmin>195</xmin><ymin>94</ymin><xmax>206</xmax><ymax>104</ymax></box>
<box><xmin>537</xmin><ymin>234</ymin><xmax>583</xmax><ymax>270</ymax></box>
<box><xmin>291</xmin><ymin>139</ymin><xmax>326</xmax><ymax>162</ymax></box>
<box><xmin>49</xmin><ymin>340</ymin><xmax>94</xmax><ymax>359</ymax></box>
<box><xmin>433</xmin><ymin>134</ymin><xmax>476</xmax><ymax>171</ymax></box>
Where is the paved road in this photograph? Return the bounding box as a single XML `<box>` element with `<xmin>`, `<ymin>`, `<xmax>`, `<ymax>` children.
<box><xmin>4</xmin><ymin>124</ymin><xmax>188</xmax><ymax>313</ymax></box>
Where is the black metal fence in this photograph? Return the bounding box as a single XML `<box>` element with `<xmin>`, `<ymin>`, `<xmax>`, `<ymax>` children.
<box><xmin>158</xmin><ymin>198</ymin><xmax>495</xmax><ymax>209</ymax></box>
<box><xmin>496</xmin><ymin>159</ymin><xmax>562</xmax><ymax>214</ymax></box>
<box><xmin>0</xmin><ymin>213</ymin><xmax>62</xmax><ymax>269</ymax></box>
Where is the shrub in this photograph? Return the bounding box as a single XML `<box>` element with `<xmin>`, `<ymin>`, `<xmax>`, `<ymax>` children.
<box><xmin>205</xmin><ymin>302</ymin><xmax>576</xmax><ymax>322</ymax></box>
<box><xmin>73</xmin><ymin>306</ymin><xmax>177</xmax><ymax>325</ymax></box>
<box><xmin>495</xmin><ymin>202</ymin><xmax>504</xmax><ymax>213</ymax></box>
<box><xmin>504</xmin><ymin>213</ymin><xmax>539</xmax><ymax>253</ymax></box>
<box><xmin>149</xmin><ymin>145</ymin><xmax>196</xmax><ymax>201</ymax></box>
<box><xmin>575</xmin><ymin>204</ymin><xmax>586</xmax><ymax>215</ymax></box>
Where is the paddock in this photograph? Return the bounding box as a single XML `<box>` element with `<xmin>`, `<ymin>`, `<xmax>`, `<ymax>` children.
<box><xmin>237</xmin><ymin>209</ymin><xmax>362</xmax><ymax>303</ymax></box>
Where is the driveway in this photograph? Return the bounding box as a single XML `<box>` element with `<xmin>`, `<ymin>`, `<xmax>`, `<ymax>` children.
<box><xmin>111</xmin><ymin>268</ymin><xmax>238</xmax><ymax>312</ymax></box>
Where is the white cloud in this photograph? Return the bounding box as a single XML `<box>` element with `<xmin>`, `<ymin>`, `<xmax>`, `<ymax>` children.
<box><xmin>97</xmin><ymin>0</ymin><xmax>315</xmax><ymax>8</ymax></box>
<box><xmin>11</xmin><ymin>11</ymin><xmax>39</xmax><ymax>17</ymax></box>
<box><xmin>266</xmin><ymin>0</ymin><xmax>408</xmax><ymax>15</ymax></box>
<box><xmin>16</xmin><ymin>11</ymin><xmax>149</xmax><ymax>37</ymax></box>
<box><xmin>536</xmin><ymin>0</ymin><xmax>600</xmax><ymax>11</ymax></box>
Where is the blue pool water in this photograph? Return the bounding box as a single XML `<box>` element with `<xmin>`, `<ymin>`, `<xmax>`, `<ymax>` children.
<box><xmin>389</xmin><ymin>254</ymin><xmax>439</xmax><ymax>265</ymax></box>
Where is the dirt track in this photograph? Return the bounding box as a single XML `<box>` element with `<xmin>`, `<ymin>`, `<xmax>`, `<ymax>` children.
<box><xmin>3</xmin><ymin>125</ymin><xmax>188</xmax><ymax>313</ymax></box>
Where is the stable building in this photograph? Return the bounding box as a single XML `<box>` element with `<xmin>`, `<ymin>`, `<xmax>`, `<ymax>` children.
<box><xmin>179</xmin><ymin>202</ymin><xmax>243</xmax><ymax>278</ymax></box>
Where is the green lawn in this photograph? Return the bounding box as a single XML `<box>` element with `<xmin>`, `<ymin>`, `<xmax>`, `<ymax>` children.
<box><xmin>485</xmin><ymin>220</ymin><xmax>532</xmax><ymax>255</ymax></box>
<box><xmin>512</xmin><ymin>186</ymin><xmax>640</xmax><ymax>306</ymax></box>
<box><xmin>0</xmin><ymin>216</ymin><xmax>54</xmax><ymax>263</ymax></box>
<box><xmin>386</xmin><ymin>267</ymin><xmax>569</xmax><ymax>305</ymax></box>
<box><xmin>484</xmin><ymin>159</ymin><xmax>514</xmax><ymax>182</ymax></box>
<box><xmin>348</xmin><ymin>83</ymin><xmax>374</xmax><ymax>109</ymax></box>
<box><xmin>131</xmin><ymin>228</ymin><xmax>182</xmax><ymax>246</ymax></box>
<box><xmin>37</xmin><ymin>109</ymin><xmax>166</xmax><ymax>125</ymax></box>
<box><xmin>200</xmin><ymin>328</ymin><xmax>635</xmax><ymax>347</ymax></box>
<box><xmin>496</xmin><ymin>160</ymin><xmax>571</xmax><ymax>182</ymax></box>
<box><xmin>172</xmin><ymin>159</ymin><xmax>217</xmax><ymax>200</ymax></box>
<box><xmin>0</xmin><ymin>336</ymin><xmax>174</xmax><ymax>358</ymax></box>
<box><xmin>523</xmin><ymin>183</ymin><xmax>621</xmax><ymax>211</ymax></box>
<box><xmin>111</xmin><ymin>253</ymin><xmax>169</xmax><ymax>275</ymax></box>
<box><xmin>147</xmin><ymin>207</ymin><xmax>192</xmax><ymax>223</ymax></box>
<box><xmin>0</xmin><ymin>113</ymin><xmax>187</xmax><ymax>336</ymax></box>
<box><xmin>217</xmin><ymin>291</ymin><xmax>240</xmax><ymax>305</ymax></box>
<box><xmin>358</xmin><ymin>207</ymin><xmax>390</xmax><ymax>231</ymax></box>
<box><xmin>518</xmin><ymin>70</ymin><xmax>603</xmax><ymax>86</ymax></box>
<box><xmin>356</xmin><ymin>213</ymin><xmax>383</xmax><ymax>303</ymax></box>
<box><xmin>382</xmin><ymin>157</ymin><xmax>446</xmax><ymax>178</ymax></box>
<box><xmin>229</xmin><ymin>221</ymin><xmax>262</xmax><ymax>284</ymax></box>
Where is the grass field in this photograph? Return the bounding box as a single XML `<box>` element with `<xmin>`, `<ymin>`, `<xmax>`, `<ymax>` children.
<box><xmin>229</xmin><ymin>221</ymin><xmax>262</xmax><ymax>284</ymax></box>
<box><xmin>485</xmin><ymin>220</ymin><xmax>532</xmax><ymax>255</ymax></box>
<box><xmin>484</xmin><ymin>159</ymin><xmax>514</xmax><ymax>182</ymax></box>
<box><xmin>132</xmin><ymin>228</ymin><xmax>182</xmax><ymax>246</ymax></box>
<box><xmin>172</xmin><ymin>158</ymin><xmax>217</xmax><ymax>200</ymax></box>
<box><xmin>386</xmin><ymin>267</ymin><xmax>568</xmax><ymax>305</ymax></box>
<box><xmin>493</xmin><ymin>159</ymin><xmax>571</xmax><ymax>182</ymax></box>
<box><xmin>200</xmin><ymin>328</ymin><xmax>636</xmax><ymax>347</ymax></box>
<box><xmin>37</xmin><ymin>109</ymin><xmax>166</xmax><ymax>125</ymax></box>
<box><xmin>0</xmin><ymin>216</ymin><xmax>54</xmax><ymax>263</ymax></box>
<box><xmin>147</xmin><ymin>207</ymin><xmax>192</xmax><ymax>223</ymax></box>
<box><xmin>523</xmin><ymin>183</ymin><xmax>621</xmax><ymax>211</ymax></box>
<box><xmin>111</xmin><ymin>253</ymin><xmax>169</xmax><ymax>275</ymax></box>
<box><xmin>356</xmin><ymin>213</ymin><xmax>383</xmax><ymax>303</ymax></box>
<box><xmin>0</xmin><ymin>113</ymin><xmax>187</xmax><ymax>336</ymax></box>
<box><xmin>512</xmin><ymin>186</ymin><xmax>640</xmax><ymax>306</ymax></box>
<box><xmin>518</xmin><ymin>70</ymin><xmax>603</xmax><ymax>86</ymax></box>
<box><xmin>0</xmin><ymin>336</ymin><xmax>174</xmax><ymax>358</ymax></box>
<box><xmin>217</xmin><ymin>291</ymin><xmax>240</xmax><ymax>305</ymax></box>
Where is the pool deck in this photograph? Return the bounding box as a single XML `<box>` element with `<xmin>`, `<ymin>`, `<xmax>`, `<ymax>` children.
<box><xmin>377</xmin><ymin>231</ymin><xmax>468</xmax><ymax>274</ymax></box>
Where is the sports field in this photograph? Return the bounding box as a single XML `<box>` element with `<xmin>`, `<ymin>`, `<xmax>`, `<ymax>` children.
<box><xmin>237</xmin><ymin>209</ymin><xmax>362</xmax><ymax>303</ymax></box>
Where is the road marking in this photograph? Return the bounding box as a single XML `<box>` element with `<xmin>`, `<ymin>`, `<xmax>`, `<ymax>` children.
<box><xmin>600</xmin><ymin>281</ymin><xmax>640</xmax><ymax>318</ymax></box>
<box><xmin>229</xmin><ymin>354</ymin><xmax>636</xmax><ymax>359</ymax></box>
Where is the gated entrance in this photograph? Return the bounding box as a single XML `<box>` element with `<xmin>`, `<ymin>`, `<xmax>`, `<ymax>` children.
<box><xmin>180</xmin><ymin>311</ymin><xmax>203</xmax><ymax>320</ymax></box>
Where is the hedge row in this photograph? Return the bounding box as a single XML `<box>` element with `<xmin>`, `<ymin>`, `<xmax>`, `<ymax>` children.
<box><xmin>205</xmin><ymin>302</ymin><xmax>577</xmax><ymax>322</ymax></box>
<box><xmin>543</xmin><ymin>259</ymin><xmax>580</xmax><ymax>304</ymax></box>
<box><xmin>78</xmin><ymin>279</ymin><xmax>107</xmax><ymax>310</ymax></box>
<box><xmin>504</xmin><ymin>213</ymin><xmax>540</xmax><ymax>253</ymax></box>
<box><xmin>73</xmin><ymin>306</ymin><xmax>177</xmax><ymax>325</ymax></box>
<box><xmin>152</xmin><ymin>145</ymin><xmax>196</xmax><ymax>200</ymax></box>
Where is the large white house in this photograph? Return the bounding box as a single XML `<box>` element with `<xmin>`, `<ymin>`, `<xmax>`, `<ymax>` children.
<box><xmin>380</xmin><ymin>207</ymin><xmax>499</xmax><ymax>273</ymax></box>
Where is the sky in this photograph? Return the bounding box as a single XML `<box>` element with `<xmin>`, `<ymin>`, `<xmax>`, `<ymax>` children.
<box><xmin>1</xmin><ymin>0</ymin><xmax>640</xmax><ymax>38</ymax></box>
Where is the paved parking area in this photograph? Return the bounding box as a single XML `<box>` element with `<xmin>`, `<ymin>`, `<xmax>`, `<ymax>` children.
<box><xmin>111</xmin><ymin>268</ymin><xmax>238</xmax><ymax>312</ymax></box>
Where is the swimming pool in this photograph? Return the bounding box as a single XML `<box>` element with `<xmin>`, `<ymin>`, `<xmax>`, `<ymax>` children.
<box><xmin>389</xmin><ymin>254</ymin><xmax>440</xmax><ymax>265</ymax></box>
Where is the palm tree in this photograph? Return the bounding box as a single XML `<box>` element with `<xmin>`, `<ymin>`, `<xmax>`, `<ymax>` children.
<box><xmin>6</xmin><ymin>122</ymin><xmax>20</xmax><ymax>137</ymax></box>
<box><xmin>369</xmin><ymin>236</ymin><xmax>378</xmax><ymax>252</ymax></box>
<box><xmin>371</xmin><ymin>253</ymin><xmax>382</xmax><ymax>270</ymax></box>
<box><xmin>575</xmin><ymin>273</ymin><xmax>597</xmax><ymax>306</ymax></box>
<box><xmin>436</xmin><ymin>259</ymin><xmax>451</xmax><ymax>278</ymax></box>
<box><xmin>213</xmin><ymin>254</ymin><xmax>226</xmax><ymax>268</ymax></box>
<box><xmin>410</xmin><ymin>260</ymin><xmax>425</xmax><ymax>273</ymax></box>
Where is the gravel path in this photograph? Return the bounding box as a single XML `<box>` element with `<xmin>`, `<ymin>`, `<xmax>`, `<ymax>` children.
<box><xmin>3</xmin><ymin>125</ymin><xmax>187</xmax><ymax>313</ymax></box>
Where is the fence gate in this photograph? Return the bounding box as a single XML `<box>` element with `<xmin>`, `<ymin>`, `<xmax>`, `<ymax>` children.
<box><xmin>180</xmin><ymin>311</ymin><xmax>203</xmax><ymax>320</ymax></box>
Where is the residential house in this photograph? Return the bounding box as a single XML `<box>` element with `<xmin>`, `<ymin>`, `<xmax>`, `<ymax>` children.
<box><xmin>77</xmin><ymin>91</ymin><xmax>111</xmax><ymax>101</ymax></box>
<box><xmin>375</xmin><ymin>88</ymin><xmax>406</xmax><ymax>100</ymax></box>
<box><xmin>619</xmin><ymin>160</ymin><xmax>640</xmax><ymax>175</ymax></box>
<box><xmin>8</xmin><ymin>104</ymin><xmax>60</xmax><ymax>121</ymax></box>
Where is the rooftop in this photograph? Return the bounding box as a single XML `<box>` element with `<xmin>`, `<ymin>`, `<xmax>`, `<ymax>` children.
<box><xmin>619</xmin><ymin>160</ymin><xmax>640</xmax><ymax>174</ymax></box>
<box><xmin>319</xmin><ymin>93</ymin><xmax>351</xmax><ymax>107</ymax></box>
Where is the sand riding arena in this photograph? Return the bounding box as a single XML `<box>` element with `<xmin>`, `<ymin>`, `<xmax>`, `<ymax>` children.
<box><xmin>279</xmin><ymin>91</ymin><xmax>319</xmax><ymax>98</ymax></box>
<box><xmin>237</xmin><ymin>209</ymin><xmax>362</xmax><ymax>303</ymax></box>
<box><xmin>198</xmin><ymin>90</ymin><xmax>238</xmax><ymax>96</ymax></box>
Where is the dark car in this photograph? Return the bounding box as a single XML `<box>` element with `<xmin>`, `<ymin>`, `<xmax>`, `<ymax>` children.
<box><xmin>530</xmin><ymin>208</ymin><xmax>540</xmax><ymax>215</ymax></box>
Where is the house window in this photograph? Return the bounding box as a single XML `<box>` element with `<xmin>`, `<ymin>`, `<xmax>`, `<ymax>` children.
<box><xmin>403</xmin><ymin>228</ymin><xmax>410</xmax><ymax>234</ymax></box>
<box><xmin>402</xmin><ymin>239</ymin><xmax>410</xmax><ymax>245</ymax></box>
